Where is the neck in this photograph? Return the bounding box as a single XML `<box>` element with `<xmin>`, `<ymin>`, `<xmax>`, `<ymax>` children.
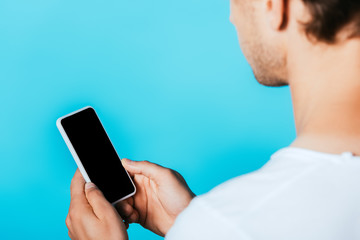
<box><xmin>288</xmin><ymin>38</ymin><xmax>360</xmax><ymax>155</ymax></box>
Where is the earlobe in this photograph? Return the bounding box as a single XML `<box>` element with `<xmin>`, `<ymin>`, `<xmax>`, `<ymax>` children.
<box><xmin>267</xmin><ymin>0</ymin><xmax>287</xmax><ymax>30</ymax></box>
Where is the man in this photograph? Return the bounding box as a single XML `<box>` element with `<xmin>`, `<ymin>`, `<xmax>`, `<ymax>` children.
<box><xmin>65</xmin><ymin>0</ymin><xmax>360</xmax><ymax>239</ymax></box>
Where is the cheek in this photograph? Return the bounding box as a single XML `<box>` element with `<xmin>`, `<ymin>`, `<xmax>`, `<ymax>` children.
<box><xmin>234</xmin><ymin>22</ymin><xmax>252</xmax><ymax>51</ymax></box>
<box><xmin>229</xmin><ymin>0</ymin><xmax>236</xmax><ymax>24</ymax></box>
<box><xmin>230</xmin><ymin>8</ymin><xmax>252</xmax><ymax>46</ymax></box>
<box><xmin>230</xmin><ymin>0</ymin><xmax>246</xmax><ymax>26</ymax></box>
<box><xmin>235</xmin><ymin>26</ymin><xmax>262</xmax><ymax>71</ymax></box>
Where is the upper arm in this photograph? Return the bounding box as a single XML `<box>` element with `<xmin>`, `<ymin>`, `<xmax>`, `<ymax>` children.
<box><xmin>165</xmin><ymin>197</ymin><xmax>249</xmax><ymax>240</ymax></box>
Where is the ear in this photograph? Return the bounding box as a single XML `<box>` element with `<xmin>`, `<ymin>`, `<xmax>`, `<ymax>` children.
<box><xmin>266</xmin><ymin>0</ymin><xmax>287</xmax><ymax>30</ymax></box>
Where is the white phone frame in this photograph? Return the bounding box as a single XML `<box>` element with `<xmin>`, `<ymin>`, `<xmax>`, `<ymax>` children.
<box><xmin>56</xmin><ymin>106</ymin><xmax>136</xmax><ymax>205</ymax></box>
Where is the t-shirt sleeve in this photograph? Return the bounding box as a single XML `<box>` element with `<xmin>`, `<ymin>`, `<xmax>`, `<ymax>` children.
<box><xmin>165</xmin><ymin>196</ymin><xmax>250</xmax><ymax>240</ymax></box>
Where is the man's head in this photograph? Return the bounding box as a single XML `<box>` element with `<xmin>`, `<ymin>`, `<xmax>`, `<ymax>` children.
<box><xmin>230</xmin><ymin>0</ymin><xmax>360</xmax><ymax>87</ymax></box>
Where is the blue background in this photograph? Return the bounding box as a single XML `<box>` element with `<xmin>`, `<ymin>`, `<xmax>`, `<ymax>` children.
<box><xmin>0</xmin><ymin>0</ymin><xmax>295</xmax><ymax>239</ymax></box>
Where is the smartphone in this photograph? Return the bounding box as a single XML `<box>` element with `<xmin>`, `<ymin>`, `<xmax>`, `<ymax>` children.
<box><xmin>56</xmin><ymin>106</ymin><xmax>136</xmax><ymax>204</ymax></box>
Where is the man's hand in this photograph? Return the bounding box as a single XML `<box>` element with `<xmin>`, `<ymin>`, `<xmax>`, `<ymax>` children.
<box><xmin>116</xmin><ymin>159</ymin><xmax>195</xmax><ymax>237</ymax></box>
<box><xmin>66</xmin><ymin>169</ymin><xmax>128</xmax><ymax>240</ymax></box>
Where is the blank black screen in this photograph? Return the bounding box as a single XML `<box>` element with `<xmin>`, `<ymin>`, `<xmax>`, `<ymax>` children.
<box><xmin>61</xmin><ymin>107</ymin><xmax>135</xmax><ymax>203</ymax></box>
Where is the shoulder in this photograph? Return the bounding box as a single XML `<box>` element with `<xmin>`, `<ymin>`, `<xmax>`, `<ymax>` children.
<box><xmin>165</xmin><ymin>195</ymin><xmax>252</xmax><ymax>240</ymax></box>
<box><xmin>165</xmin><ymin>164</ymin><xmax>289</xmax><ymax>240</ymax></box>
<box><xmin>167</xmin><ymin>147</ymin><xmax>360</xmax><ymax>239</ymax></box>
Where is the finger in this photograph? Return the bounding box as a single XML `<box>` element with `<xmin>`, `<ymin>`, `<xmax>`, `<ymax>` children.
<box><xmin>115</xmin><ymin>201</ymin><xmax>134</xmax><ymax>218</ymax></box>
<box><xmin>68</xmin><ymin>230</ymin><xmax>73</xmax><ymax>239</ymax></box>
<box><xmin>66</xmin><ymin>216</ymin><xmax>75</xmax><ymax>240</ymax></box>
<box><xmin>124</xmin><ymin>221</ymin><xmax>129</xmax><ymax>229</ymax></box>
<box><xmin>127</xmin><ymin>196</ymin><xmax>134</xmax><ymax>206</ymax></box>
<box><xmin>70</xmin><ymin>169</ymin><xmax>88</xmax><ymax>206</ymax></box>
<box><xmin>65</xmin><ymin>215</ymin><xmax>71</xmax><ymax>230</ymax></box>
<box><xmin>126</xmin><ymin>211</ymin><xmax>139</xmax><ymax>223</ymax></box>
<box><xmin>121</xmin><ymin>159</ymin><xmax>169</xmax><ymax>181</ymax></box>
<box><xmin>85</xmin><ymin>182</ymin><xmax>115</xmax><ymax>219</ymax></box>
<box><xmin>65</xmin><ymin>215</ymin><xmax>75</xmax><ymax>240</ymax></box>
<box><xmin>69</xmin><ymin>170</ymin><xmax>91</xmax><ymax>216</ymax></box>
<box><xmin>115</xmin><ymin>197</ymin><xmax>133</xmax><ymax>209</ymax></box>
<box><xmin>68</xmin><ymin>230</ymin><xmax>77</xmax><ymax>240</ymax></box>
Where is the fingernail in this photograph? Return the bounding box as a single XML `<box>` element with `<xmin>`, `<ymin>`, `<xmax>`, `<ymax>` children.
<box><xmin>122</xmin><ymin>158</ymin><xmax>133</xmax><ymax>165</ymax></box>
<box><xmin>85</xmin><ymin>182</ymin><xmax>97</xmax><ymax>190</ymax></box>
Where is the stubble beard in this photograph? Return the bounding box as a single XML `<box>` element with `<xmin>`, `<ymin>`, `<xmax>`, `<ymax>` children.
<box><xmin>242</xmin><ymin>35</ymin><xmax>288</xmax><ymax>87</ymax></box>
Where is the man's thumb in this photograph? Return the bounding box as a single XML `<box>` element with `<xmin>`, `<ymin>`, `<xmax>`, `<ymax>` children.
<box><xmin>85</xmin><ymin>182</ymin><xmax>113</xmax><ymax>219</ymax></box>
<box><xmin>121</xmin><ymin>158</ymin><xmax>166</xmax><ymax>180</ymax></box>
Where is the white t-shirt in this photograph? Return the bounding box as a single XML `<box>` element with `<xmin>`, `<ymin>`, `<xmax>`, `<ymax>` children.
<box><xmin>165</xmin><ymin>147</ymin><xmax>360</xmax><ymax>240</ymax></box>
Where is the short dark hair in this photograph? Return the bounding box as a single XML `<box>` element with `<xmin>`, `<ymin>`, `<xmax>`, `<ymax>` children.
<box><xmin>302</xmin><ymin>0</ymin><xmax>360</xmax><ymax>43</ymax></box>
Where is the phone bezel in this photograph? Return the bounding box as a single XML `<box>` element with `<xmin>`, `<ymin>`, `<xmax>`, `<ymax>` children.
<box><xmin>56</xmin><ymin>106</ymin><xmax>136</xmax><ymax>205</ymax></box>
